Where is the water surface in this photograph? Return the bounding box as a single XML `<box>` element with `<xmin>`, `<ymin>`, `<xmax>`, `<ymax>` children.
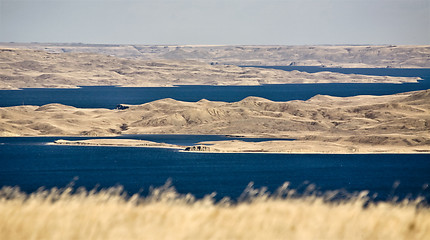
<box><xmin>1</xmin><ymin>136</ymin><xmax>429</xmax><ymax>202</ymax></box>
<box><xmin>1</xmin><ymin>68</ymin><xmax>429</xmax><ymax>109</ymax></box>
<box><xmin>1</xmin><ymin>68</ymin><xmax>429</xmax><ymax>202</ymax></box>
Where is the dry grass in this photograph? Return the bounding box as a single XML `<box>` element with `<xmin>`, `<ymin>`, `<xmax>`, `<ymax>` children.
<box><xmin>1</xmin><ymin>183</ymin><xmax>429</xmax><ymax>240</ymax></box>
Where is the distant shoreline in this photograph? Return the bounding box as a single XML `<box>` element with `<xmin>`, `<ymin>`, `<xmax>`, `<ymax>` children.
<box><xmin>1</xmin><ymin>47</ymin><xmax>425</xmax><ymax>90</ymax></box>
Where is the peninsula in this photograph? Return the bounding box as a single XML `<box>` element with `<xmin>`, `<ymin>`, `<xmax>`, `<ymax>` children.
<box><xmin>2</xmin><ymin>89</ymin><xmax>429</xmax><ymax>153</ymax></box>
<box><xmin>0</xmin><ymin>48</ymin><xmax>422</xmax><ymax>90</ymax></box>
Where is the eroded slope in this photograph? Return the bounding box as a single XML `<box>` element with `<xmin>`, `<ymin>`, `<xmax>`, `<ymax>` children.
<box><xmin>1</xmin><ymin>90</ymin><xmax>429</xmax><ymax>152</ymax></box>
<box><xmin>0</xmin><ymin>49</ymin><xmax>420</xmax><ymax>90</ymax></box>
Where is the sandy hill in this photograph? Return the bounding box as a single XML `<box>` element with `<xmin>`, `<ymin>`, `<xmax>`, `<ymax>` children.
<box><xmin>2</xmin><ymin>43</ymin><xmax>429</xmax><ymax>68</ymax></box>
<box><xmin>155</xmin><ymin>45</ymin><xmax>430</xmax><ymax>68</ymax></box>
<box><xmin>0</xmin><ymin>48</ymin><xmax>421</xmax><ymax>90</ymax></box>
<box><xmin>1</xmin><ymin>90</ymin><xmax>429</xmax><ymax>153</ymax></box>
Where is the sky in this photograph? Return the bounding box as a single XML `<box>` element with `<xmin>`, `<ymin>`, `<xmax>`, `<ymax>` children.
<box><xmin>0</xmin><ymin>0</ymin><xmax>429</xmax><ymax>45</ymax></box>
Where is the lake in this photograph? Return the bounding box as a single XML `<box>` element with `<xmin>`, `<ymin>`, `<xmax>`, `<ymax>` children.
<box><xmin>1</xmin><ymin>136</ymin><xmax>429</xmax><ymax>202</ymax></box>
<box><xmin>1</xmin><ymin>67</ymin><xmax>429</xmax><ymax>202</ymax></box>
<box><xmin>0</xmin><ymin>68</ymin><xmax>429</xmax><ymax>109</ymax></box>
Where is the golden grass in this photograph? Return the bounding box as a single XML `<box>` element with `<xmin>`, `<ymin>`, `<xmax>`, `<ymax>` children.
<box><xmin>1</xmin><ymin>183</ymin><xmax>429</xmax><ymax>240</ymax></box>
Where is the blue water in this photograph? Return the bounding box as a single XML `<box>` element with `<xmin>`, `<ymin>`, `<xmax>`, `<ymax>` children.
<box><xmin>0</xmin><ymin>135</ymin><xmax>292</xmax><ymax>147</ymax></box>
<box><xmin>1</xmin><ymin>68</ymin><xmax>430</xmax><ymax>202</ymax></box>
<box><xmin>0</xmin><ymin>68</ymin><xmax>429</xmax><ymax>109</ymax></box>
<box><xmin>248</xmin><ymin>66</ymin><xmax>430</xmax><ymax>78</ymax></box>
<box><xmin>1</xmin><ymin>136</ymin><xmax>429</xmax><ymax>202</ymax></box>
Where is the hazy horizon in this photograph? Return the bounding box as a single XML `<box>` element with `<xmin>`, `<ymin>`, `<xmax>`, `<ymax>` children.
<box><xmin>1</xmin><ymin>0</ymin><xmax>429</xmax><ymax>46</ymax></box>
<box><xmin>3</xmin><ymin>42</ymin><xmax>427</xmax><ymax>46</ymax></box>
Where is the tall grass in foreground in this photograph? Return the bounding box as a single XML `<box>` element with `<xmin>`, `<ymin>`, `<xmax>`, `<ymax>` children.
<box><xmin>1</xmin><ymin>183</ymin><xmax>429</xmax><ymax>240</ymax></box>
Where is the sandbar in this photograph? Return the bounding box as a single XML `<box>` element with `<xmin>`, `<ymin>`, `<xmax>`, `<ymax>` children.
<box><xmin>50</xmin><ymin>138</ymin><xmax>430</xmax><ymax>154</ymax></box>
<box><xmin>51</xmin><ymin>139</ymin><xmax>183</xmax><ymax>149</ymax></box>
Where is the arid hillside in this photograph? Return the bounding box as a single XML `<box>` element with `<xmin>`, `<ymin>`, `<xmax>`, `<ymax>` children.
<box><xmin>1</xmin><ymin>90</ymin><xmax>429</xmax><ymax>152</ymax></box>
<box><xmin>140</xmin><ymin>45</ymin><xmax>430</xmax><ymax>68</ymax></box>
<box><xmin>0</xmin><ymin>48</ymin><xmax>420</xmax><ymax>90</ymax></box>
<box><xmin>2</xmin><ymin>43</ymin><xmax>429</xmax><ymax>68</ymax></box>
